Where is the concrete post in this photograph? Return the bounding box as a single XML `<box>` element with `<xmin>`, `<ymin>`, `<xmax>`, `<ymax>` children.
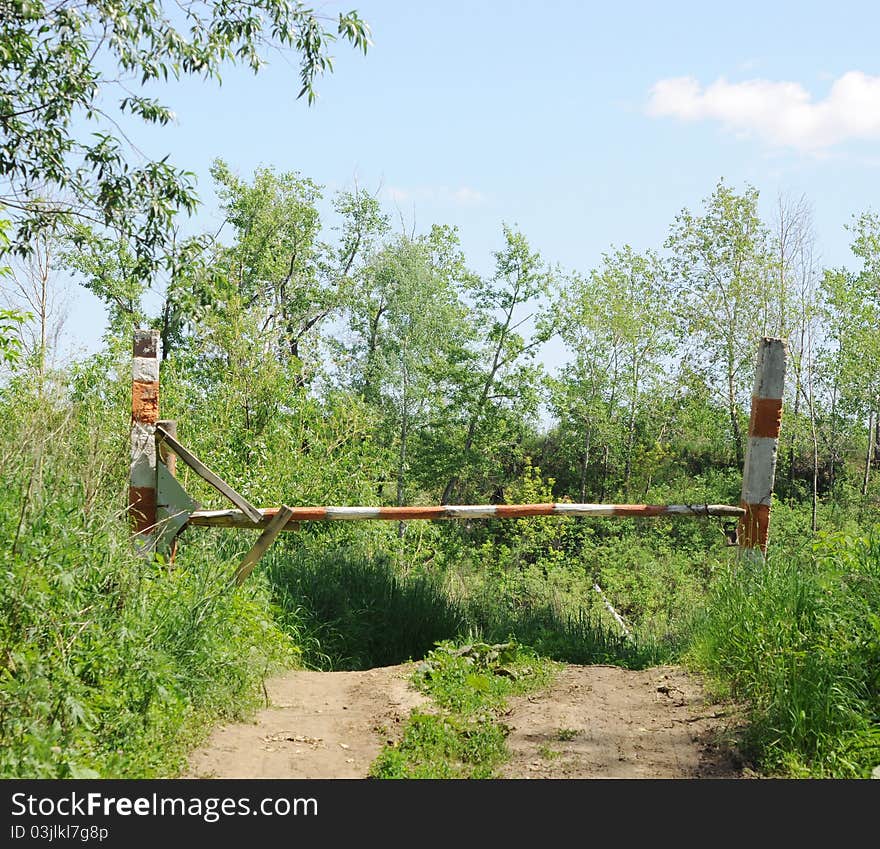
<box><xmin>129</xmin><ymin>329</ymin><xmax>160</xmax><ymax>550</ymax></box>
<box><xmin>738</xmin><ymin>337</ymin><xmax>787</xmax><ymax>558</ymax></box>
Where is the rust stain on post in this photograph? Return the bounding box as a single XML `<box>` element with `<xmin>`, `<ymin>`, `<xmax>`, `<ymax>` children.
<box><xmin>132</xmin><ymin>381</ymin><xmax>159</xmax><ymax>424</ymax></box>
<box><xmin>128</xmin><ymin>486</ymin><xmax>157</xmax><ymax>533</ymax></box>
<box><xmin>737</xmin><ymin>502</ymin><xmax>770</xmax><ymax>550</ymax></box>
<box><xmin>748</xmin><ymin>397</ymin><xmax>783</xmax><ymax>439</ymax></box>
<box><xmin>738</xmin><ymin>337</ymin><xmax>787</xmax><ymax>557</ymax></box>
<box><xmin>284</xmin><ymin>507</ymin><xmax>329</xmax><ymax>521</ymax></box>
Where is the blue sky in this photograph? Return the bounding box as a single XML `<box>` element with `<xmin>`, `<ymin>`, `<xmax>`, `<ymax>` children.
<box><xmin>62</xmin><ymin>0</ymin><xmax>880</xmax><ymax>364</ymax></box>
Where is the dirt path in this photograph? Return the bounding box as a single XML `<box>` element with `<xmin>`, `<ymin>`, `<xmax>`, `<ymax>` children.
<box><xmin>186</xmin><ymin>665</ymin><xmax>427</xmax><ymax>779</ymax></box>
<box><xmin>500</xmin><ymin>665</ymin><xmax>741</xmax><ymax>778</ymax></box>
<box><xmin>185</xmin><ymin>663</ymin><xmax>742</xmax><ymax>779</ymax></box>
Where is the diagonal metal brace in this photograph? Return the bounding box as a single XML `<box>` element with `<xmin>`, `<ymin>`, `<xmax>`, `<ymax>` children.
<box><xmin>155</xmin><ymin>425</ymin><xmax>262</xmax><ymax>524</ymax></box>
<box><xmin>234</xmin><ymin>505</ymin><xmax>296</xmax><ymax>586</ymax></box>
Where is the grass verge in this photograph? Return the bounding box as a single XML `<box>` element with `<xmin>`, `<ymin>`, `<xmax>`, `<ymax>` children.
<box><xmin>369</xmin><ymin>640</ymin><xmax>558</xmax><ymax>778</ymax></box>
<box><xmin>687</xmin><ymin>530</ymin><xmax>880</xmax><ymax>777</ymax></box>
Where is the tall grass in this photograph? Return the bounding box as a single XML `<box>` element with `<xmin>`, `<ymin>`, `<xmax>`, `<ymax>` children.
<box><xmin>687</xmin><ymin>531</ymin><xmax>880</xmax><ymax>777</ymax></box>
<box><xmin>0</xmin><ymin>371</ymin><xmax>296</xmax><ymax>777</ymax></box>
<box><xmin>465</xmin><ymin>600</ymin><xmax>676</xmax><ymax>668</ymax></box>
<box><xmin>264</xmin><ymin>545</ymin><xmax>468</xmax><ymax>669</ymax></box>
<box><xmin>264</xmin><ymin>539</ymin><xmax>670</xmax><ymax>671</ymax></box>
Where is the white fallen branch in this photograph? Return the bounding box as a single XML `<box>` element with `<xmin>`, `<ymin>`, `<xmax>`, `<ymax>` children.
<box><xmin>593</xmin><ymin>583</ymin><xmax>631</xmax><ymax>639</ymax></box>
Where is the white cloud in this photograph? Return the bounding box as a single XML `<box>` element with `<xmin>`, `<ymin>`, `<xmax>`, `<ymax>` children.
<box><xmin>647</xmin><ymin>71</ymin><xmax>880</xmax><ymax>152</ymax></box>
<box><xmin>383</xmin><ymin>185</ymin><xmax>486</xmax><ymax>207</ymax></box>
<box><xmin>449</xmin><ymin>186</ymin><xmax>485</xmax><ymax>205</ymax></box>
<box><xmin>386</xmin><ymin>187</ymin><xmax>411</xmax><ymax>204</ymax></box>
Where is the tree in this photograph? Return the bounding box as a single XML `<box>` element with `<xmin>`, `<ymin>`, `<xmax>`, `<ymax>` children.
<box><xmin>208</xmin><ymin>162</ymin><xmax>385</xmax><ymax>380</ymax></box>
<box><xmin>4</xmin><ymin>229</ymin><xmax>69</xmax><ymax>383</ymax></box>
<box><xmin>773</xmin><ymin>196</ymin><xmax>823</xmax><ymax>527</ymax></box>
<box><xmin>440</xmin><ymin>226</ymin><xmax>552</xmax><ymax>505</ymax></box>
<box><xmin>546</xmin><ymin>352</ymin><xmax>613</xmax><ymax>502</ymax></box>
<box><xmin>822</xmin><ymin>211</ymin><xmax>880</xmax><ymax>496</ymax></box>
<box><xmin>665</xmin><ymin>181</ymin><xmax>776</xmax><ymax>467</ymax></box>
<box><xmin>772</xmin><ymin>194</ymin><xmax>812</xmax><ymax>494</ymax></box>
<box><xmin>0</xmin><ymin>1</ymin><xmax>370</xmax><ymax>272</ymax></box>
<box><xmin>345</xmin><ymin>233</ymin><xmax>472</xmax><ymax>529</ymax></box>
<box><xmin>550</xmin><ymin>246</ymin><xmax>673</xmax><ymax>499</ymax></box>
<box><xmin>60</xmin><ymin>222</ymin><xmax>218</xmax><ymax>359</ymax></box>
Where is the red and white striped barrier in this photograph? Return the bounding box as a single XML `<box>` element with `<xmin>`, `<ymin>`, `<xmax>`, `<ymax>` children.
<box><xmin>738</xmin><ymin>337</ymin><xmax>787</xmax><ymax>555</ymax></box>
<box><xmin>128</xmin><ymin>330</ymin><xmax>786</xmax><ymax>575</ymax></box>
<box><xmin>129</xmin><ymin>329</ymin><xmax>160</xmax><ymax>549</ymax></box>
<box><xmin>187</xmin><ymin>502</ymin><xmax>744</xmax><ymax>529</ymax></box>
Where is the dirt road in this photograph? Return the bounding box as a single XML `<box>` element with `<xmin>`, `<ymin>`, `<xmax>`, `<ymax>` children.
<box><xmin>186</xmin><ymin>663</ymin><xmax>742</xmax><ymax>779</ymax></box>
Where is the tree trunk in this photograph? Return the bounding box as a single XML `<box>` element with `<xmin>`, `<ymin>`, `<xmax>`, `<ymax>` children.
<box><xmin>875</xmin><ymin>414</ymin><xmax>880</xmax><ymax>466</ymax></box>
<box><xmin>38</xmin><ymin>263</ymin><xmax>47</xmax><ymax>387</ymax></box>
<box><xmin>728</xmin><ymin>368</ymin><xmax>743</xmax><ymax>469</ymax></box>
<box><xmin>829</xmin><ymin>380</ymin><xmax>839</xmax><ymax>492</ymax></box>
<box><xmin>862</xmin><ymin>410</ymin><xmax>875</xmax><ymax>497</ymax></box>
<box><xmin>787</xmin><ymin>324</ymin><xmax>805</xmax><ymax>498</ymax></box>
<box><xmin>362</xmin><ymin>302</ymin><xmax>386</xmax><ymax>403</ymax></box>
<box><xmin>160</xmin><ymin>297</ymin><xmax>172</xmax><ymax>362</ymax></box>
<box><xmin>623</xmin><ymin>404</ymin><xmax>636</xmax><ymax>497</ymax></box>
<box><xmin>440</xmin><ymin>476</ymin><xmax>457</xmax><ymax>506</ymax></box>
<box><xmin>398</xmin><ymin>367</ymin><xmax>409</xmax><ymax>539</ymax></box>
<box><xmin>811</xmin><ymin>422</ymin><xmax>819</xmax><ymax>533</ymax></box>
<box><xmin>579</xmin><ymin>425</ymin><xmax>591</xmax><ymax>503</ymax></box>
<box><xmin>804</xmin><ymin>353</ymin><xmax>820</xmax><ymax>534</ymax></box>
<box><xmin>599</xmin><ymin>444</ymin><xmax>610</xmax><ymax>502</ymax></box>
<box><xmin>623</xmin><ymin>350</ymin><xmax>640</xmax><ymax>496</ymax></box>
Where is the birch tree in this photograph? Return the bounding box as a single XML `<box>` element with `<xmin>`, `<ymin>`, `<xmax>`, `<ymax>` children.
<box><xmin>551</xmin><ymin>246</ymin><xmax>673</xmax><ymax>499</ymax></box>
<box><xmin>440</xmin><ymin>226</ymin><xmax>552</xmax><ymax>505</ymax></box>
<box><xmin>665</xmin><ymin>181</ymin><xmax>776</xmax><ymax>467</ymax></box>
<box><xmin>3</xmin><ymin>230</ymin><xmax>68</xmax><ymax>383</ymax></box>
<box><xmin>822</xmin><ymin>211</ymin><xmax>880</xmax><ymax>496</ymax></box>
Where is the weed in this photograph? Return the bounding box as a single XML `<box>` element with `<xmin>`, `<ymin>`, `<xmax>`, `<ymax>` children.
<box><xmin>555</xmin><ymin>728</ymin><xmax>579</xmax><ymax>742</ymax></box>
<box><xmin>538</xmin><ymin>745</ymin><xmax>562</xmax><ymax>760</ymax></box>
<box><xmin>687</xmin><ymin>531</ymin><xmax>880</xmax><ymax>777</ymax></box>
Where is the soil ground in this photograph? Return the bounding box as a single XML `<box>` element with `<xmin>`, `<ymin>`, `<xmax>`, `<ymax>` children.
<box><xmin>185</xmin><ymin>663</ymin><xmax>743</xmax><ymax>779</ymax></box>
<box><xmin>499</xmin><ymin>664</ymin><xmax>742</xmax><ymax>778</ymax></box>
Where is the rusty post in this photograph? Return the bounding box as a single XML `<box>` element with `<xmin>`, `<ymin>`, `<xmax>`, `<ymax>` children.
<box><xmin>738</xmin><ymin>337</ymin><xmax>787</xmax><ymax>559</ymax></box>
<box><xmin>129</xmin><ymin>329</ymin><xmax>160</xmax><ymax>552</ymax></box>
